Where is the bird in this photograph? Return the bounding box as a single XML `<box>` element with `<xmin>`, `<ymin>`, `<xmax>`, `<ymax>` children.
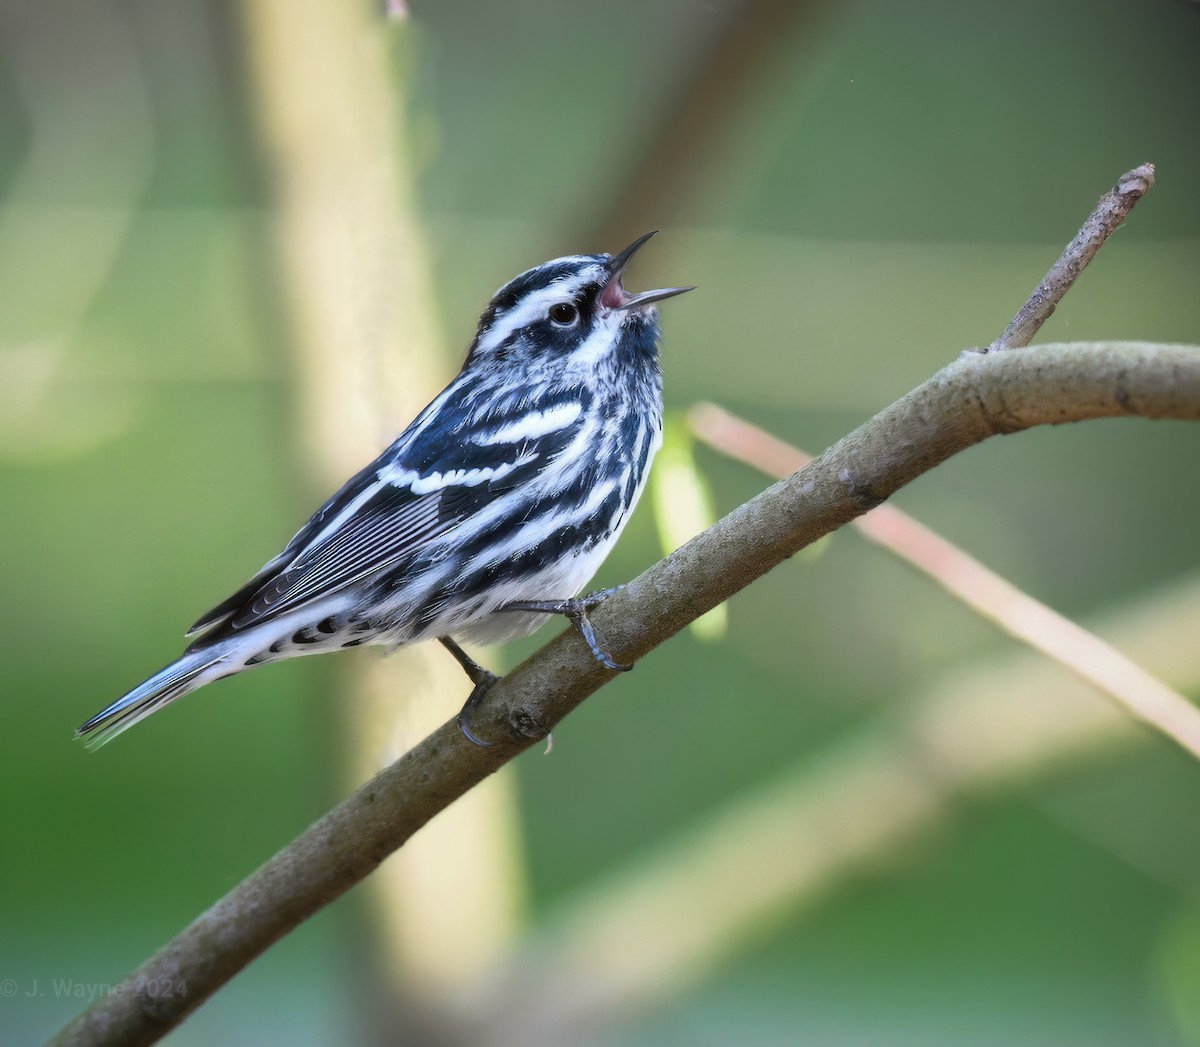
<box><xmin>77</xmin><ymin>231</ymin><xmax>692</xmax><ymax>749</ymax></box>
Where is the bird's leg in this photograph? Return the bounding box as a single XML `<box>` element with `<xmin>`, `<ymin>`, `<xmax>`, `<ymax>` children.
<box><xmin>439</xmin><ymin>636</ymin><xmax>498</xmax><ymax>748</ymax></box>
<box><xmin>499</xmin><ymin>585</ymin><xmax>632</xmax><ymax>672</ymax></box>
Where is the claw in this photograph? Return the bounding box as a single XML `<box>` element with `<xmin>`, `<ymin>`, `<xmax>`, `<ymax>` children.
<box><xmin>440</xmin><ymin>636</ymin><xmax>499</xmax><ymax>747</ymax></box>
<box><xmin>500</xmin><ymin>586</ymin><xmax>631</xmax><ymax>672</ymax></box>
<box><xmin>571</xmin><ymin>605</ymin><xmax>631</xmax><ymax>671</ymax></box>
<box><xmin>457</xmin><ymin>692</ymin><xmax>496</xmax><ymax>748</ymax></box>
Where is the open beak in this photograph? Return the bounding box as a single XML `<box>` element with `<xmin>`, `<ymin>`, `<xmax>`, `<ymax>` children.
<box><xmin>600</xmin><ymin>230</ymin><xmax>695</xmax><ymax>311</ymax></box>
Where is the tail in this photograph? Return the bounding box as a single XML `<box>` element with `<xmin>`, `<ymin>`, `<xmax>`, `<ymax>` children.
<box><xmin>76</xmin><ymin>649</ymin><xmax>229</xmax><ymax>750</ymax></box>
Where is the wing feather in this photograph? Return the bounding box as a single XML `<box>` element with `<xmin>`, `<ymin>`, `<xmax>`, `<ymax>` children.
<box><xmin>188</xmin><ymin>373</ymin><xmax>587</xmax><ymax>643</ymax></box>
<box><xmin>229</xmin><ymin>482</ymin><xmax>467</xmax><ymax>628</ymax></box>
<box><xmin>187</xmin><ymin>459</ymin><xmax>382</xmax><ymax>635</ymax></box>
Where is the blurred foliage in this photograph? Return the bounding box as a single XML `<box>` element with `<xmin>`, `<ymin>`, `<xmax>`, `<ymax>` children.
<box><xmin>651</xmin><ymin>415</ymin><xmax>727</xmax><ymax>640</ymax></box>
<box><xmin>2</xmin><ymin>0</ymin><xmax>1199</xmax><ymax>1044</ymax></box>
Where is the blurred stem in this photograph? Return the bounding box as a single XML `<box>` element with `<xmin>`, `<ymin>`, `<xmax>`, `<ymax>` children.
<box><xmin>239</xmin><ymin>0</ymin><xmax>524</xmax><ymax>1013</ymax></box>
<box><xmin>0</xmin><ymin>5</ymin><xmax>152</xmax><ymax>460</ymax></box>
<box><xmin>578</xmin><ymin>0</ymin><xmax>832</xmax><ymax>249</ymax></box>
<box><xmin>689</xmin><ymin>399</ymin><xmax>1200</xmax><ymax>762</ymax></box>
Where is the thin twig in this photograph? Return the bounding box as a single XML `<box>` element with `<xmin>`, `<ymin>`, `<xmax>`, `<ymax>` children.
<box><xmin>689</xmin><ymin>398</ymin><xmax>1200</xmax><ymax>762</ymax></box>
<box><xmin>48</xmin><ymin>339</ymin><xmax>1200</xmax><ymax>1047</ymax></box>
<box><xmin>988</xmin><ymin>163</ymin><xmax>1156</xmax><ymax>351</ymax></box>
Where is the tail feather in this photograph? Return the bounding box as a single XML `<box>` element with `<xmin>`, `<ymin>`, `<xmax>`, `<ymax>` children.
<box><xmin>77</xmin><ymin>651</ymin><xmax>227</xmax><ymax>750</ymax></box>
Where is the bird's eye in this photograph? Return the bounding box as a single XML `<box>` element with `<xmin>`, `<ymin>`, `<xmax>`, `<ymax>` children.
<box><xmin>549</xmin><ymin>302</ymin><xmax>578</xmax><ymax>325</ymax></box>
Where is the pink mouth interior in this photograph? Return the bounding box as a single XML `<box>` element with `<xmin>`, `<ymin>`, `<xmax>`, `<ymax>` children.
<box><xmin>599</xmin><ymin>277</ymin><xmax>630</xmax><ymax>310</ymax></box>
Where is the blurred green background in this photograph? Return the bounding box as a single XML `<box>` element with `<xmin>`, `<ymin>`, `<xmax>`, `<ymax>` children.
<box><xmin>3</xmin><ymin>0</ymin><xmax>1200</xmax><ymax>1043</ymax></box>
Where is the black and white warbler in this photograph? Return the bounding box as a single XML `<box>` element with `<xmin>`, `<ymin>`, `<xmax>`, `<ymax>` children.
<box><xmin>78</xmin><ymin>232</ymin><xmax>692</xmax><ymax>748</ymax></box>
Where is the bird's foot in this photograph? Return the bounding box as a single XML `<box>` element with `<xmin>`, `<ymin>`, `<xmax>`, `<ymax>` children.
<box><xmin>439</xmin><ymin>636</ymin><xmax>500</xmax><ymax>747</ymax></box>
<box><xmin>500</xmin><ymin>585</ymin><xmax>631</xmax><ymax>672</ymax></box>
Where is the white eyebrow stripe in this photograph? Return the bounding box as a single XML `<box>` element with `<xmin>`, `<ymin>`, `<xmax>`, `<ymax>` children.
<box><xmin>476</xmin><ymin>401</ymin><xmax>582</xmax><ymax>445</ymax></box>
<box><xmin>489</xmin><ymin>255</ymin><xmax>594</xmax><ymax>297</ymax></box>
<box><xmin>476</xmin><ymin>266</ymin><xmax>607</xmax><ymax>355</ymax></box>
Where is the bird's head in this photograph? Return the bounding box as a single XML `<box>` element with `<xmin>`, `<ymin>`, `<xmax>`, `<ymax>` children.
<box><xmin>465</xmin><ymin>231</ymin><xmax>692</xmax><ymax>376</ymax></box>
